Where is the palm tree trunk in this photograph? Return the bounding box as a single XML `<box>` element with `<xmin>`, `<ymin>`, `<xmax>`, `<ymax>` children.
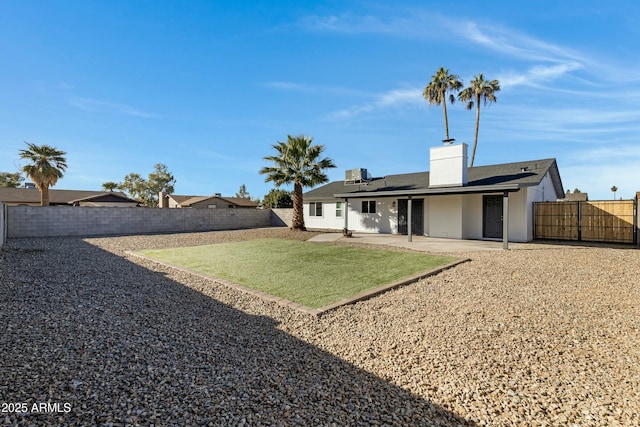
<box><xmin>291</xmin><ymin>181</ymin><xmax>306</xmax><ymax>230</ymax></box>
<box><xmin>442</xmin><ymin>94</ymin><xmax>450</xmax><ymax>140</ymax></box>
<box><xmin>40</xmin><ymin>186</ymin><xmax>50</xmax><ymax>206</ymax></box>
<box><xmin>470</xmin><ymin>97</ymin><xmax>481</xmax><ymax>167</ymax></box>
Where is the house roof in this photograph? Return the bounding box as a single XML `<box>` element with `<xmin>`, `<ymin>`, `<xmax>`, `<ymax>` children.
<box><xmin>168</xmin><ymin>194</ymin><xmax>259</xmax><ymax>208</ymax></box>
<box><xmin>305</xmin><ymin>158</ymin><xmax>563</xmax><ymax>200</ymax></box>
<box><xmin>167</xmin><ymin>195</ymin><xmax>199</xmax><ymax>204</ymax></box>
<box><xmin>0</xmin><ymin>188</ymin><xmax>138</xmax><ymax>204</ymax></box>
<box><xmin>560</xmin><ymin>192</ymin><xmax>588</xmax><ymax>202</ymax></box>
<box><xmin>68</xmin><ymin>192</ymin><xmax>140</xmax><ymax>204</ymax></box>
<box><xmin>221</xmin><ymin>197</ymin><xmax>260</xmax><ymax>207</ymax></box>
<box><xmin>178</xmin><ymin>196</ymin><xmax>212</xmax><ymax>206</ymax></box>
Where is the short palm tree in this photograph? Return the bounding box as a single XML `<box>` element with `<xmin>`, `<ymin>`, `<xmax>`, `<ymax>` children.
<box><xmin>458</xmin><ymin>73</ymin><xmax>501</xmax><ymax>167</ymax></box>
<box><xmin>423</xmin><ymin>67</ymin><xmax>463</xmax><ymax>141</ymax></box>
<box><xmin>260</xmin><ymin>135</ymin><xmax>336</xmax><ymax>230</ymax></box>
<box><xmin>20</xmin><ymin>142</ymin><xmax>67</xmax><ymax>206</ymax></box>
<box><xmin>102</xmin><ymin>181</ymin><xmax>119</xmax><ymax>192</ymax></box>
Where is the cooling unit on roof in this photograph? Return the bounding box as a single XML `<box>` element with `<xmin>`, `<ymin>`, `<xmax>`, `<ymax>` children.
<box><xmin>344</xmin><ymin>168</ymin><xmax>371</xmax><ymax>185</ymax></box>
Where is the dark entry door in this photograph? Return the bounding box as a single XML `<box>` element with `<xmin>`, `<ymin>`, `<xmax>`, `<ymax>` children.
<box><xmin>398</xmin><ymin>199</ymin><xmax>424</xmax><ymax>235</ymax></box>
<box><xmin>484</xmin><ymin>195</ymin><xmax>503</xmax><ymax>238</ymax></box>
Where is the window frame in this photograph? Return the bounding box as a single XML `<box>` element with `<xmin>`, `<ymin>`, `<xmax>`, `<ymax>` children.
<box><xmin>361</xmin><ymin>200</ymin><xmax>376</xmax><ymax>214</ymax></box>
<box><xmin>309</xmin><ymin>202</ymin><xmax>323</xmax><ymax>217</ymax></box>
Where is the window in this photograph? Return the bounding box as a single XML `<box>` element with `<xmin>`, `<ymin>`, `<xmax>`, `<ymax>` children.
<box><xmin>207</xmin><ymin>204</ymin><xmax>217</xmax><ymax>209</ymax></box>
<box><xmin>336</xmin><ymin>202</ymin><xmax>343</xmax><ymax>217</ymax></box>
<box><xmin>309</xmin><ymin>202</ymin><xmax>323</xmax><ymax>217</ymax></box>
<box><xmin>361</xmin><ymin>200</ymin><xmax>376</xmax><ymax>214</ymax></box>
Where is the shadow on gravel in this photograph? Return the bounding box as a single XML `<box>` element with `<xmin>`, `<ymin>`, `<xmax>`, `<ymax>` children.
<box><xmin>1</xmin><ymin>237</ymin><xmax>475</xmax><ymax>426</ymax></box>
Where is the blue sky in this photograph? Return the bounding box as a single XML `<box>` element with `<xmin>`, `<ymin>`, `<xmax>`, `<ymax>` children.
<box><xmin>1</xmin><ymin>1</ymin><xmax>639</xmax><ymax>200</ymax></box>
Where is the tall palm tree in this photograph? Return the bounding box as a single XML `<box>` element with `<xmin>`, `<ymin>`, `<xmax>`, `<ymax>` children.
<box><xmin>20</xmin><ymin>142</ymin><xmax>67</xmax><ymax>206</ymax></box>
<box><xmin>423</xmin><ymin>67</ymin><xmax>463</xmax><ymax>141</ymax></box>
<box><xmin>458</xmin><ymin>73</ymin><xmax>500</xmax><ymax>167</ymax></box>
<box><xmin>260</xmin><ymin>135</ymin><xmax>336</xmax><ymax>230</ymax></box>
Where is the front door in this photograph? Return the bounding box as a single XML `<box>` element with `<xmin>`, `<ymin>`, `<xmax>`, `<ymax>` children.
<box><xmin>484</xmin><ymin>195</ymin><xmax>503</xmax><ymax>238</ymax></box>
<box><xmin>398</xmin><ymin>199</ymin><xmax>424</xmax><ymax>235</ymax></box>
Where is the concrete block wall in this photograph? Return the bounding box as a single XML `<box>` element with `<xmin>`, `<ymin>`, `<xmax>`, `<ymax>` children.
<box><xmin>7</xmin><ymin>206</ymin><xmax>275</xmax><ymax>238</ymax></box>
<box><xmin>0</xmin><ymin>202</ymin><xmax>6</xmax><ymax>247</ymax></box>
<box><xmin>270</xmin><ymin>208</ymin><xmax>293</xmax><ymax>227</ymax></box>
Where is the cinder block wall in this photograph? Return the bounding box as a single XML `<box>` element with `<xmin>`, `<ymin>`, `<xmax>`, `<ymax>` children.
<box><xmin>7</xmin><ymin>206</ymin><xmax>276</xmax><ymax>238</ymax></box>
<box><xmin>270</xmin><ymin>208</ymin><xmax>293</xmax><ymax>227</ymax></box>
<box><xmin>0</xmin><ymin>202</ymin><xmax>6</xmax><ymax>247</ymax></box>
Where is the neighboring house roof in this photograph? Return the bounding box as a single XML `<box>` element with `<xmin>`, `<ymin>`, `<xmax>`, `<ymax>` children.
<box><xmin>178</xmin><ymin>196</ymin><xmax>212</xmax><ymax>206</ymax></box>
<box><xmin>305</xmin><ymin>158</ymin><xmax>563</xmax><ymax>199</ymax></box>
<box><xmin>68</xmin><ymin>192</ymin><xmax>140</xmax><ymax>205</ymax></box>
<box><xmin>168</xmin><ymin>194</ymin><xmax>259</xmax><ymax>208</ymax></box>
<box><xmin>168</xmin><ymin>195</ymin><xmax>199</xmax><ymax>204</ymax></box>
<box><xmin>0</xmin><ymin>188</ymin><xmax>139</xmax><ymax>205</ymax></box>
<box><xmin>560</xmin><ymin>193</ymin><xmax>588</xmax><ymax>201</ymax></box>
<box><xmin>222</xmin><ymin>197</ymin><xmax>260</xmax><ymax>208</ymax></box>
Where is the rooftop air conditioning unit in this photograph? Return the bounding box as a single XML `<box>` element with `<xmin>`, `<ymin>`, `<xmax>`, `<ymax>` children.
<box><xmin>344</xmin><ymin>168</ymin><xmax>370</xmax><ymax>185</ymax></box>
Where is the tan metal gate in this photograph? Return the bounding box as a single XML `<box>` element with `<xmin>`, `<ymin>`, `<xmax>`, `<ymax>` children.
<box><xmin>534</xmin><ymin>200</ymin><xmax>636</xmax><ymax>244</ymax></box>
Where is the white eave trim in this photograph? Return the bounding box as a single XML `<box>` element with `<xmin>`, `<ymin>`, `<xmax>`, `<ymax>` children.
<box><xmin>333</xmin><ymin>183</ymin><xmax>522</xmax><ymax>199</ymax></box>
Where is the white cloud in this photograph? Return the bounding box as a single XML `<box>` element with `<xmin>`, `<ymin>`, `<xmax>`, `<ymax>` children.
<box><xmin>299</xmin><ymin>10</ymin><xmax>587</xmax><ymax>91</ymax></box>
<box><xmin>499</xmin><ymin>62</ymin><xmax>583</xmax><ymax>88</ymax></box>
<box><xmin>454</xmin><ymin>21</ymin><xmax>584</xmax><ymax>63</ymax></box>
<box><xmin>264</xmin><ymin>81</ymin><xmax>316</xmax><ymax>92</ymax></box>
<box><xmin>299</xmin><ymin>12</ymin><xmax>428</xmax><ymax>38</ymax></box>
<box><xmin>263</xmin><ymin>81</ymin><xmax>368</xmax><ymax>97</ymax></box>
<box><xmin>327</xmin><ymin>87</ymin><xmax>422</xmax><ymax>120</ymax></box>
<box><xmin>70</xmin><ymin>97</ymin><xmax>158</xmax><ymax>118</ymax></box>
<box><xmin>566</xmin><ymin>144</ymin><xmax>640</xmax><ymax>163</ymax></box>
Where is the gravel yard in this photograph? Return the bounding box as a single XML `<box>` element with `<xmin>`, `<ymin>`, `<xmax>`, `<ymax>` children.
<box><xmin>1</xmin><ymin>228</ymin><xmax>638</xmax><ymax>426</ymax></box>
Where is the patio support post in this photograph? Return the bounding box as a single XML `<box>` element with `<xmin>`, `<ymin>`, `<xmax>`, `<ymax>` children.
<box><xmin>407</xmin><ymin>195</ymin><xmax>413</xmax><ymax>242</ymax></box>
<box><xmin>344</xmin><ymin>198</ymin><xmax>349</xmax><ymax>231</ymax></box>
<box><xmin>503</xmin><ymin>191</ymin><xmax>509</xmax><ymax>250</ymax></box>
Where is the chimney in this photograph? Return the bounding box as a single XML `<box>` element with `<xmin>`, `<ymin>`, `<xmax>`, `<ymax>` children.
<box><xmin>159</xmin><ymin>191</ymin><xmax>169</xmax><ymax>208</ymax></box>
<box><xmin>429</xmin><ymin>142</ymin><xmax>468</xmax><ymax>187</ymax></box>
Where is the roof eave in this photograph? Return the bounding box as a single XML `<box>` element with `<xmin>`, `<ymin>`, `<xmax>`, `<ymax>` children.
<box><xmin>333</xmin><ymin>183</ymin><xmax>522</xmax><ymax>199</ymax></box>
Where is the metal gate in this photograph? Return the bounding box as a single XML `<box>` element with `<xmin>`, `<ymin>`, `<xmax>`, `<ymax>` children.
<box><xmin>534</xmin><ymin>200</ymin><xmax>637</xmax><ymax>244</ymax></box>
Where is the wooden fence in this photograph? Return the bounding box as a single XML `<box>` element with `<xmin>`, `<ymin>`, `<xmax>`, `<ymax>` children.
<box><xmin>534</xmin><ymin>200</ymin><xmax>637</xmax><ymax>244</ymax></box>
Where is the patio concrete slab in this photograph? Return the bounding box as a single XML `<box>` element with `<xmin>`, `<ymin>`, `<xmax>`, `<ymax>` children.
<box><xmin>308</xmin><ymin>232</ymin><xmax>526</xmax><ymax>252</ymax></box>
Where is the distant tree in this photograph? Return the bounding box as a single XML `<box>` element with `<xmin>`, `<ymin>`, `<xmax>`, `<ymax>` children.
<box><xmin>235</xmin><ymin>184</ymin><xmax>251</xmax><ymax>199</ymax></box>
<box><xmin>0</xmin><ymin>172</ymin><xmax>24</xmax><ymax>188</ymax></box>
<box><xmin>611</xmin><ymin>185</ymin><xmax>618</xmax><ymax>199</ymax></box>
<box><xmin>573</xmin><ymin>188</ymin><xmax>581</xmax><ymax>193</ymax></box>
<box><xmin>146</xmin><ymin>163</ymin><xmax>176</xmax><ymax>205</ymax></box>
<box><xmin>119</xmin><ymin>173</ymin><xmax>149</xmax><ymax>204</ymax></box>
<box><xmin>260</xmin><ymin>135</ymin><xmax>336</xmax><ymax>230</ymax></box>
<box><xmin>262</xmin><ymin>189</ymin><xmax>293</xmax><ymax>208</ymax></box>
<box><xmin>110</xmin><ymin>163</ymin><xmax>175</xmax><ymax>207</ymax></box>
<box><xmin>458</xmin><ymin>73</ymin><xmax>500</xmax><ymax>167</ymax></box>
<box><xmin>102</xmin><ymin>181</ymin><xmax>119</xmax><ymax>192</ymax></box>
<box><xmin>19</xmin><ymin>142</ymin><xmax>67</xmax><ymax>206</ymax></box>
<box><xmin>423</xmin><ymin>67</ymin><xmax>463</xmax><ymax>141</ymax></box>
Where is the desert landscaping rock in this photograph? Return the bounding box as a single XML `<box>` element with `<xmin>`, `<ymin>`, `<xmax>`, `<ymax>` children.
<box><xmin>1</xmin><ymin>228</ymin><xmax>638</xmax><ymax>426</ymax></box>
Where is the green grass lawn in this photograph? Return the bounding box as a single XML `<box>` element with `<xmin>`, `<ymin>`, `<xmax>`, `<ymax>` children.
<box><xmin>139</xmin><ymin>239</ymin><xmax>456</xmax><ymax>309</ymax></box>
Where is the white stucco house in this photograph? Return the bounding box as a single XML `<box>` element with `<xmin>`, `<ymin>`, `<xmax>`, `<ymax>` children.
<box><xmin>303</xmin><ymin>143</ymin><xmax>564</xmax><ymax>244</ymax></box>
